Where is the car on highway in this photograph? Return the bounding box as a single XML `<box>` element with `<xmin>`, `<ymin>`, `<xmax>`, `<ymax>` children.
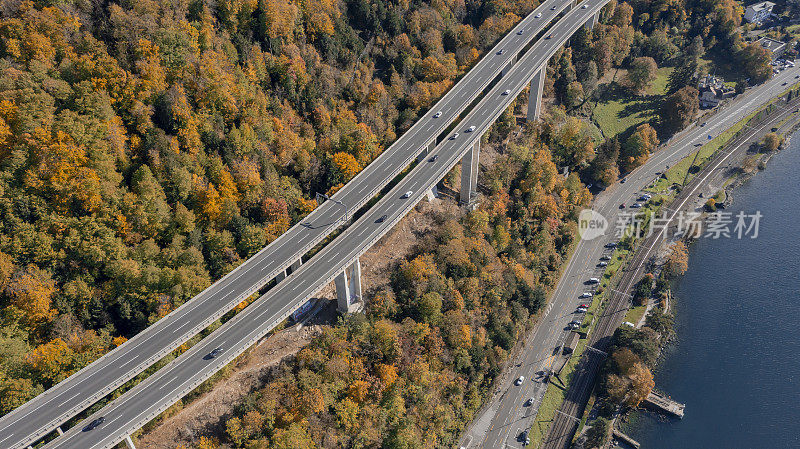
<box><xmin>700</xmin><ymin>122</ymin><xmax>706</xmax><ymax>127</ymax></box>
<box><xmin>581</xmin><ymin>292</ymin><xmax>593</xmax><ymax>298</ymax></box>
<box><xmin>502</xmin><ymin>89</ymin><xmax>511</xmax><ymax>95</ymax></box>
<box><xmin>402</xmin><ymin>191</ymin><xmax>413</xmax><ymax>199</ymax></box>
<box><xmin>377</xmin><ymin>214</ymin><xmax>388</xmax><ymax>223</ymax></box>
<box><xmin>206</xmin><ymin>347</ymin><xmax>223</xmax><ymax>359</ymax></box>
<box><xmin>515</xmin><ymin>375</ymin><xmax>525</xmax><ymax>385</ymax></box>
<box><xmin>545</xmin><ymin>34</ymin><xmax>552</xmax><ymax>39</ymax></box>
<box><xmin>496</xmin><ymin>49</ymin><xmax>504</xmax><ymax>55</ymax></box>
<box><xmin>517</xmin><ymin>29</ymin><xmax>524</xmax><ymax>35</ymax></box>
<box><xmin>620</xmin><ymin>177</ymin><xmax>627</xmax><ymax>183</ymax></box>
<box><xmin>598</xmin><ymin>261</ymin><xmax>608</xmax><ymax>267</ymax></box>
<box><xmin>450</xmin><ymin>133</ymin><xmax>459</xmax><ymax>140</ymax></box>
<box><xmin>581</xmin><ymin>3</ymin><xmax>588</xmax><ymax>8</ymax></box>
<box><xmin>83</xmin><ymin>417</ymin><xmax>105</xmax><ymax>432</ymax></box>
<box><xmin>429</xmin><ymin>154</ymin><xmax>439</xmax><ymax>162</ymax></box>
<box><xmin>551</xmin><ymin>5</ymin><xmax>557</xmax><ymax>9</ymax></box>
<box><xmin>782</xmin><ymin>82</ymin><xmax>788</xmax><ymax>86</ymax></box>
<box><xmin>535</xmin><ymin>12</ymin><xmax>542</xmax><ymax>18</ymax></box>
<box><xmin>433</xmin><ymin>111</ymin><xmax>442</xmax><ymax>118</ymax></box>
<box><xmin>467</xmin><ymin>125</ymin><xmax>476</xmax><ymax>132</ymax></box>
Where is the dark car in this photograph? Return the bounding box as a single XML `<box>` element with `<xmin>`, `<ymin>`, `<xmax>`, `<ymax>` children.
<box><xmin>205</xmin><ymin>347</ymin><xmax>223</xmax><ymax>360</ymax></box>
<box><xmin>83</xmin><ymin>417</ymin><xmax>105</xmax><ymax>432</ymax></box>
<box><xmin>377</xmin><ymin>214</ymin><xmax>388</xmax><ymax>223</ymax></box>
<box><xmin>429</xmin><ymin>154</ymin><xmax>439</xmax><ymax>162</ymax></box>
<box><xmin>619</xmin><ymin>203</ymin><xmax>625</xmax><ymax>209</ymax></box>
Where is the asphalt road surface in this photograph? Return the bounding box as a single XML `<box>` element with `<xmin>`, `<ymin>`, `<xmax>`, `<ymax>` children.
<box><xmin>462</xmin><ymin>65</ymin><xmax>800</xmax><ymax>449</ymax></box>
<box><xmin>0</xmin><ymin>2</ymin><xmax>577</xmax><ymax>448</ymax></box>
<box><xmin>32</xmin><ymin>2</ymin><xmax>615</xmax><ymax>448</ymax></box>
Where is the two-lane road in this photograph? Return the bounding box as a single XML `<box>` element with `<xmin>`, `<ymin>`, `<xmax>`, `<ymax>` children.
<box><xmin>463</xmin><ymin>65</ymin><xmax>800</xmax><ymax>448</ymax></box>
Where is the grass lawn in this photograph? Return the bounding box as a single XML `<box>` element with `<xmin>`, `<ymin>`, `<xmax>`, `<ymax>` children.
<box><xmin>624</xmin><ymin>303</ymin><xmax>647</xmax><ymax>325</ymax></box>
<box><xmin>592</xmin><ymin>67</ymin><xmax>673</xmax><ymax>139</ymax></box>
<box><xmin>787</xmin><ymin>24</ymin><xmax>800</xmax><ymax>39</ymax></box>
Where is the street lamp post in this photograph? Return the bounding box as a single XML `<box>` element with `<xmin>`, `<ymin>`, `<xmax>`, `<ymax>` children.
<box><xmin>315</xmin><ymin>192</ymin><xmax>349</xmax><ymax>224</ymax></box>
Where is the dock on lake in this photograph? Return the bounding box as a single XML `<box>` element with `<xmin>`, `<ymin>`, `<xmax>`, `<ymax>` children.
<box><xmin>643</xmin><ymin>391</ymin><xmax>685</xmax><ymax>418</ymax></box>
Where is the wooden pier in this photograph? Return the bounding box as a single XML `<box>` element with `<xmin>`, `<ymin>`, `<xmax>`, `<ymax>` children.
<box><xmin>612</xmin><ymin>429</ymin><xmax>641</xmax><ymax>448</ymax></box>
<box><xmin>643</xmin><ymin>391</ymin><xmax>685</xmax><ymax>418</ymax></box>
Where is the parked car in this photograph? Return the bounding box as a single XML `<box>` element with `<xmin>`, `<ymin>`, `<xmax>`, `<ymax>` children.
<box><xmin>598</xmin><ymin>261</ymin><xmax>608</xmax><ymax>267</ymax></box>
<box><xmin>619</xmin><ymin>203</ymin><xmax>626</xmax><ymax>209</ymax></box>
<box><xmin>581</xmin><ymin>292</ymin><xmax>593</xmax><ymax>298</ymax></box>
<box><xmin>630</xmin><ymin>203</ymin><xmax>642</xmax><ymax>208</ymax></box>
<box><xmin>600</xmin><ymin>255</ymin><xmax>611</xmax><ymax>261</ymax></box>
<box><xmin>605</xmin><ymin>242</ymin><xmax>618</xmax><ymax>248</ymax></box>
<box><xmin>579</xmin><ymin>303</ymin><xmax>589</xmax><ymax>309</ymax></box>
<box><xmin>587</xmin><ymin>277</ymin><xmax>599</xmax><ymax>284</ymax></box>
<box><xmin>515</xmin><ymin>375</ymin><xmax>525</xmax><ymax>385</ymax></box>
<box><xmin>577</xmin><ymin>307</ymin><xmax>587</xmax><ymax>313</ymax></box>
<box><xmin>525</xmin><ymin>397</ymin><xmax>534</xmax><ymax>406</ymax></box>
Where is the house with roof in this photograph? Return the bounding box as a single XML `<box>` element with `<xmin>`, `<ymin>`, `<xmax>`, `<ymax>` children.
<box><xmin>743</xmin><ymin>2</ymin><xmax>774</xmax><ymax>24</ymax></box>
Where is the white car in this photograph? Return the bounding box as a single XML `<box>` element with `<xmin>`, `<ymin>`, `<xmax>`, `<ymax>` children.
<box><xmin>535</xmin><ymin>12</ymin><xmax>542</xmax><ymax>18</ymax></box>
<box><xmin>401</xmin><ymin>191</ymin><xmax>413</xmax><ymax>199</ymax></box>
<box><xmin>581</xmin><ymin>3</ymin><xmax>588</xmax><ymax>8</ymax></box>
<box><xmin>502</xmin><ymin>89</ymin><xmax>511</xmax><ymax>95</ymax></box>
<box><xmin>515</xmin><ymin>376</ymin><xmax>525</xmax><ymax>385</ymax></box>
<box><xmin>450</xmin><ymin>133</ymin><xmax>459</xmax><ymax>140</ymax></box>
<box><xmin>577</xmin><ymin>307</ymin><xmax>587</xmax><ymax>313</ymax></box>
<box><xmin>598</xmin><ymin>261</ymin><xmax>608</xmax><ymax>267</ymax></box>
<box><xmin>588</xmin><ymin>277</ymin><xmax>599</xmax><ymax>284</ymax></box>
<box><xmin>433</xmin><ymin>111</ymin><xmax>442</xmax><ymax>118</ymax></box>
<box><xmin>467</xmin><ymin>126</ymin><xmax>476</xmax><ymax>132</ymax></box>
<box><xmin>525</xmin><ymin>397</ymin><xmax>534</xmax><ymax>406</ymax></box>
<box><xmin>581</xmin><ymin>292</ymin><xmax>593</xmax><ymax>298</ymax></box>
<box><xmin>600</xmin><ymin>255</ymin><xmax>611</xmax><ymax>261</ymax></box>
<box><xmin>630</xmin><ymin>203</ymin><xmax>642</xmax><ymax>208</ymax></box>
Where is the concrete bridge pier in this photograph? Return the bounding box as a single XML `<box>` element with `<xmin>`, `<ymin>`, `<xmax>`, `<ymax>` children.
<box><xmin>124</xmin><ymin>435</ymin><xmax>137</xmax><ymax>449</ymax></box>
<box><xmin>584</xmin><ymin>11</ymin><xmax>599</xmax><ymax>30</ymax></box>
<box><xmin>425</xmin><ymin>185</ymin><xmax>438</xmax><ymax>201</ymax></box>
<box><xmin>501</xmin><ymin>53</ymin><xmax>518</xmax><ymax>77</ymax></box>
<box><xmin>417</xmin><ymin>138</ymin><xmax>436</xmax><ymax>162</ymax></box>
<box><xmin>56</xmin><ymin>427</ymin><xmax>63</xmax><ymax>436</ymax></box>
<box><xmin>527</xmin><ymin>66</ymin><xmax>547</xmax><ymax>122</ymax></box>
<box><xmin>276</xmin><ymin>258</ymin><xmax>302</xmax><ymax>283</ymax></box>
<box><xmin>336</xmin><ymin>258</ymin><xmax>363</xmax><ymax>313</ymax></box>
<box><xmin>460</xmin><ymin>139</ymin><xmax>480</xmax><ymax>208</ymax></box>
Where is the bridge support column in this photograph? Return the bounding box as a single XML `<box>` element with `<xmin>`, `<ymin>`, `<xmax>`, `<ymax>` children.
<box><xmin>584</xmin><ymin>11</ymin><xmax>599</xmax><ymax>30</ymax></box>
<box><xmin>288</xmin><ymin>259</ymin><xmax>302</xmax><ymax>274</ymax></box>
<box><xmin>56</xmin><ymin>427</ymin><xmax>64</xmax><ymax>436</ymax></box>
<box><xmin>124</xmin><ymin>435</ymin><xmax>137</xmax><ymax>449</ymax></box>
<box><xmin>460</xmin><ymin>140</ymin><xmax>480</xmax><ymax>208</ymax></box>
<box><xmin>527</xmin><ymin>67</ymin><xmax>546</xmax><ymax>122</ymax></box>
<box><xmin>275</xmin><ymin>269</ymin><xmax>287</xmax><ymax>283</ymax></box>
<box><xmin>501</xmin><ymin>53</ymin><xmax>518</xmax><ymax>77</ymax></box>
<box><xmin>336</xmin><ymin>258</ymin><xmax>363</xmax><ymax>313</ymax></box>
<box><xmin>417</xmin><ymin>138</ymin><xmax>436</xmax><ymax>162</ymax></box>
<box><xmin>425</xmin><ymin>185</ymin><xmax>438</xmax><ymax>201</ymax></box>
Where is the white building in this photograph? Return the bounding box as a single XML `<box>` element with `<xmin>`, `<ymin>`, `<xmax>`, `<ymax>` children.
<box><xmin>743</xmin><ymin>2</ymin><xmax>775</xmax><ymax>24</ymax></box>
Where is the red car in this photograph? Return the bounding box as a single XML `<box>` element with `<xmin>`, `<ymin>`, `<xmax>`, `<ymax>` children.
<box><xmin>619</xmin><ymin>203</ymin><xmax>625</xmax><ymax>209</ymax></box>
<box><xmin>579</xmin><ymin>304</ymin><xmax>589</xmax><ymax>309</ymax></box>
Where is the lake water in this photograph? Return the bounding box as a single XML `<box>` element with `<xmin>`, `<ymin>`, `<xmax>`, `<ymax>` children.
<box><xmin>625</xmin><ymin>129</ymin><xmax>800</xmax><ymax>448</ymax></box>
